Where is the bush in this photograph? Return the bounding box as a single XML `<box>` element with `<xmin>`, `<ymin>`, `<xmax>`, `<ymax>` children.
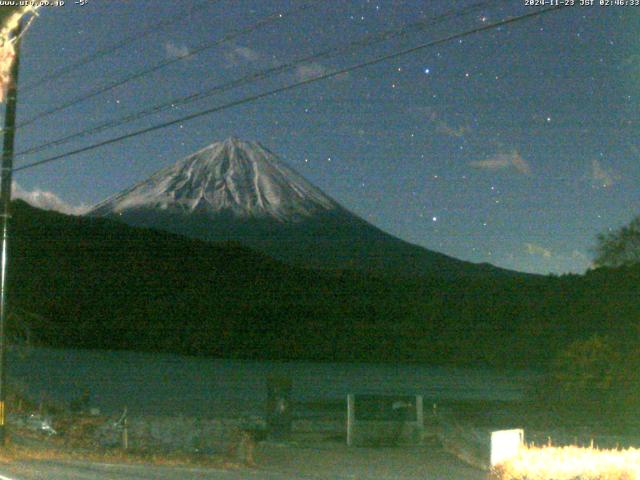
<box><xmin>542</xmin><ymin>334</ymin><xmax>640</xmax><ymax>429</ymax></box>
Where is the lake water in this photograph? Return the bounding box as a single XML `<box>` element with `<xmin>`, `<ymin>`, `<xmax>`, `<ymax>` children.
<box><xmin>6</xmin><ymin>346</ymin><xmax>536</xmax><ymax>418</ymax></box>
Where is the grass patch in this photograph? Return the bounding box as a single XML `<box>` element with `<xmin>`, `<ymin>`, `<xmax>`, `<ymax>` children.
<box><xmin>0</xmin><ymin>430</ymin><xmax>242</xmax><ymax>470</ymax></box>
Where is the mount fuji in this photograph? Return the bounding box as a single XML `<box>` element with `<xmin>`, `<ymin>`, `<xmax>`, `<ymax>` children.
<box><xmin>88</xmin><ymin>138</ymin><xmax>510</xmax><ymax>277</ymax></box>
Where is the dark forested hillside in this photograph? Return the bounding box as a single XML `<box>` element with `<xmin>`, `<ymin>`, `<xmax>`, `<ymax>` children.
<box><xmin>7</xmin><ymin>201</ymin><xmax>640</xmax><ymax>368</ymax></box>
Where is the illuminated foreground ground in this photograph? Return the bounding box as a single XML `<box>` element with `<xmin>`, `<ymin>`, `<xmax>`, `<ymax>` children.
<box><xmin>0</xmin><ymin>442</ymin><xmax>484</xmax><ymax>480</ymax></box>
<box><xmin>493</xmin><ymin>445</ymin><xmax>640</xmax><ymax>480</ymax></box>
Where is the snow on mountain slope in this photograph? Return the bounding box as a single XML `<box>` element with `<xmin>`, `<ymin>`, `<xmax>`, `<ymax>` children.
<box><xmin>89</xmin><ymin>138</ymin><xmax>338</xmax><ymax>222</ymax></box>
<box><xmin>88</xmin><ymin>137</ymin><xmax>520</xmax><ymax>277</ymax></box>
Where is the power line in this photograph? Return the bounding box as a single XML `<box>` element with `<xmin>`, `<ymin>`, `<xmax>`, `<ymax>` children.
<box><xmin>22</xmin><ymin>0</ymin><xmax>215</xmax><ymax>93</ymax></box>
<box><xmin>14</xmin><ymin>5</ymin><xmax>568</xmax><ymax>174</ymax></box>
<box><xmin>15</xmin><ymin>0</ymin><xmax>494</xmax><ymax>159</ymax></box>
<box><xmin>13</xmin><ymin>2</ymin><xmax>315</xmax><ymax>131</ymax></box>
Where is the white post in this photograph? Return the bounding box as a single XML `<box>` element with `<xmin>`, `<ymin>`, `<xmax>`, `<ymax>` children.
<box><xmin>346</xmin><ymin>394</ymin><xmax>354</xmax><ymax>446</ymax></box>
<box><xmin>416</xmin><ymin>395</ymin><xmax>424</xmax><ymax>440</ymax></box>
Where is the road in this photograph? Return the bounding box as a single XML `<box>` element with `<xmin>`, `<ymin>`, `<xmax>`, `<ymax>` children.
<box><xmin>1</xmin><ymin>461</ymin><xmax>287</xmax><ymax>480</ymax></box>
<box><xmin>0</xmin><ymin>443</ymin><xmax>486</xmax><ymax>479</ymax></box>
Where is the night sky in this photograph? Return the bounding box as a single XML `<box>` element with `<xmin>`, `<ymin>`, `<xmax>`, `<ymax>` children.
<box><xmin>7</xmin><ymin>0</ymin><xmax>639</xmax><ymax>275</ymax></box>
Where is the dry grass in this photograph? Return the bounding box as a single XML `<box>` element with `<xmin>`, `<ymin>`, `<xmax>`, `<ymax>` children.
<box><xmin>491</xmin><ymin>445</ymin><xmax>640</xmax><ymax>480</ymax></box>
<box><xmin>0</xmin><ymin>430</ymin><xmax>242</xmax><ymax>470</ymax></box>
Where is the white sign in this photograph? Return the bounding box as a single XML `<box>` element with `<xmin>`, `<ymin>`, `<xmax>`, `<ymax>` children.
<box><xmin>491</xmin><ymin>429</ymin><xmax>524</xmax><ymax>467</ymax></box>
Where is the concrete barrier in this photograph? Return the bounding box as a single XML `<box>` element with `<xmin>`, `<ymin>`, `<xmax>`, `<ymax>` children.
<box><xmin>346</xmin><ymin>394</ymin><xmax>424</xmax><ymax>446</ymax></box>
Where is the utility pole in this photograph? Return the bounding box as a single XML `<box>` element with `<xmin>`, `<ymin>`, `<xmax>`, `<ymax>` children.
<box><xmin>0</xmin><ymin>18</ymin><xmax>23</xmax><ymax>446</ymax></box>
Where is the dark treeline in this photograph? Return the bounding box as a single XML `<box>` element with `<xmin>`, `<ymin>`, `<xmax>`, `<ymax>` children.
<box><xmin>7</xmin><ymin>201</ymin><xmax>640</xmax><ymax>369</ymax></box>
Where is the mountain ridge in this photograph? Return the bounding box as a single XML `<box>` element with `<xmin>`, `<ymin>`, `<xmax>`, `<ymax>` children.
<box><xmin>88</xmin><ymin>138</ymin><xmax>523</xmax><ymax>278</ymax></box>
<box><xmin>9</xmin><ymin>199</ymin><xmax>640</xmax><ymax>367</ymax></box>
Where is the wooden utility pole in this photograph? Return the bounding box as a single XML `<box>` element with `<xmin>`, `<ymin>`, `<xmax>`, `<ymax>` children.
<box><xmin>0</xmin><ymin>18</ymin><xmax>23</xmax><ymax>445</ymax></box>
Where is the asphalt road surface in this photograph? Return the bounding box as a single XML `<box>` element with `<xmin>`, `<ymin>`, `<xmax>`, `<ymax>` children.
<box><xmin>0</xmin><ymin>444</ymin><xmax>486</xmax><ymax>479</ymax></box>
<box><xmin>1</xmin><ymin>461</ymin><xmax>287</xmax><ymax>480</ymax></box>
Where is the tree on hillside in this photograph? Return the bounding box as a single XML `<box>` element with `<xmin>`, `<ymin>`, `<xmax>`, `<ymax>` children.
<box><xmin>593</xmin><ymin>215</ymin><xmax>640</xmax><ymax>267</ymax></box>
<box><xmin>544</xmin><ymin>333</ymin><xmax>640</xmax><ymax>430</ymax></box>
<box><xmin>549</xmin><ymin>335</ymin><xmax>620</xmax><ymax>395</ymax></box>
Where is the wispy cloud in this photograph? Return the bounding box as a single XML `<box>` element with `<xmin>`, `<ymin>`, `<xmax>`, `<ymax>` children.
<box><xmin>571</xmin><ymin>250</ymin><xmax>589</xmax><ymax>263</ymax></box>
<box><xmin>436</xmin><ymin>123</ymin><xmax>468</xmax><ymax>138</ymax></box>
<box><xmin>164</xmin><ymin>41</ymin><xmax>190</xmax><ymax>59</ymax></box>
<box><xmin>622</xmin><ymin>54</ymin><xmax>640</xmax><ymax>78</ymax></box>
<box><xmin>525</xmin><ymin>242</ymin><xmax>552</xmax><ymax>258</ymax></box>
<box><xmin>224</xmin><ymin>45</ymin><xmax>260</xmax><ymax>67</ymax></box>
<box><xmin>295</xmin><ymin>62</ymin><xmax>328</xmax><ymax>82</ymax></box>
<box><xmin>469</xmin><ymin>150</ymin><xmax>531</xmax><ymax>175</ymax></box>
<box><xmin>505</xmin><ymin>243</ymin><xmax>592</xmax><ymax>275</ymax></box>
<box><xmin>424</xmin><ymin>107</ymin><xmax>470</xmax><ymax>139</ymax></box>
<box><xmin>524</xmin><ymin>243</ymin><xmax>592</xmax><ymax>267</ymax></box>
<box><xmin>12</xmin><ymin>182</ymin><xmax>88</xmax><ymax>216</ymax></box>
<box><xmin>590</xmin><ymin>158</ymin><xmax>619</xmax><ymax>189</ymax></box>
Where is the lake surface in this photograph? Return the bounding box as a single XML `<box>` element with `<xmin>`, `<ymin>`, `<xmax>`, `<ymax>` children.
<box><xmin>7</xmin><ymin>346</ymin><xmax>537</xmax><ymax>418</ymax></box>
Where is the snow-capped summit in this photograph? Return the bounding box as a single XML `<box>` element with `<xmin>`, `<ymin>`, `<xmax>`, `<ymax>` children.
<box><xmin>89</xmin><ymin>138</ymin><xmax>337</xmax><ymax>222</ymax></box>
